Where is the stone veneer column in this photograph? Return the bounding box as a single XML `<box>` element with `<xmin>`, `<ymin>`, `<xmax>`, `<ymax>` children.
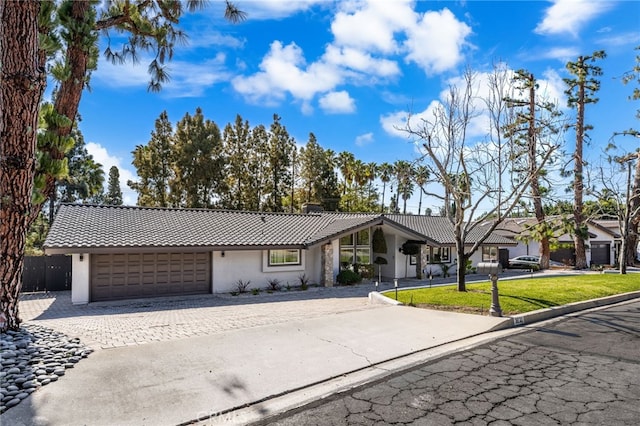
<box><xmin>321</xmin><ymin>243</ymin><xmax>334</xmax><ymax>287</ymax></box>
<box><xmin>417</xmin><ymin>244</ymin><xmax>429</xmax><ymax>279</ymax></box>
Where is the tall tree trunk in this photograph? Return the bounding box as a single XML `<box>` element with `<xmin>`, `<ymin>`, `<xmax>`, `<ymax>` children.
<box><xmin>573</xmin><ymin>76</ymin><xmax>588</xmax><ymax>269</ymax></box>
<box><xmin>1</xmin><ymin>0</ymin><xmax>47</xmax><ymax>332</ymax></box>
<box><xmin>456</xmin><ymin>244</ymin><xmax>467</xmax><ymax>292</ymax></box>
<box><xmin>527</xmin><ymin>75</ymin><xmax>551</xmax><ymax>269</ymax></box>
<box><xmin>30</xmin><ymin>0</ymin><xmax>93</xmax><ymax>225</ymax></box>
<box><xmin>627</xmin><ymin>156</ymin><xmax>640</xmax><ymax>265</ymax></box>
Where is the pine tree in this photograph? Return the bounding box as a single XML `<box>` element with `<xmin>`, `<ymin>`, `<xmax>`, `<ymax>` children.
<box><xmin>129</xmin><ymin>110</ymin><xmax>175</xmax><ymax>207</ymax></box>
<box><xmin>263</xmin><ymin>114</ymin><xmax>295</xmax><ymax>212</ymax></box>
<box><xmin>505</xmin><ymin>70</ymin><xmax>562</xmax><ymax>269</ymax></box>
<box><xmin>104</xmin><ymin>166</ymin><xmax>123</xmax><ymax>205</ymax></box>
<box><xmin>221</xmin><ymin>114</ymin><xmax>252</xmax><ymax>210</ymax></box>
<box><xmin>57</xmin><ymin>127</ymin><xmax>105</xmax><ymax>205</ymax></box>
<box><xmin>564</xmin><ymin>51</ymin><xmax>606</xmax><ymax>269</ymax></box>
<box><xmin>172</xmin><ymin>108</ymin><xmax>225</xmax><ymax>208</ymax></box>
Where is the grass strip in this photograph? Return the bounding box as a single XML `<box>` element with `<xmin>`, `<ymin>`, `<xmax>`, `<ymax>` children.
<box><xmin>383</xmin><ymin>274</ymin><xmax>640</xmax><ymax>316</ymax></box>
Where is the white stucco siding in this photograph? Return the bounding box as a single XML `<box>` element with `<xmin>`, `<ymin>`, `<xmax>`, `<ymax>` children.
<box><xmin>304</xmin><ymin>245</ymin><xmax>322</xmax><ymax>284</ymax></box>
<box><xmin>507</xmin><ymin>241</ymin><xmax>539</xmax><ymax>258</ymax></box>
<box><xmin>71</xmin><ymin>253</ymin><xmax>90</xmax><ymax>304</ymax></box>
<box><xmin>331</xmin><ymin>239</ymin><xmax>340</xmax><ymax>282</ymax></box>
<box><xmin>211</xmin><ymin>249</ymin><xmax>309</xmax><ymax>293</ymax></box>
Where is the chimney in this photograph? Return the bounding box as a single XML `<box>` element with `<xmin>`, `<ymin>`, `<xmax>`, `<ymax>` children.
<box><xmin>301</xmin><ymin>203</ymin><xmax>324</xmax><ymax>214</ymax></box>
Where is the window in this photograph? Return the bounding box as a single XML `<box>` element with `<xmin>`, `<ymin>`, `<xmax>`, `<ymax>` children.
<box><xmin>339</xmin><ymin>229</ymin><xmax>371</xmax><ymax>267</ymax></box>
<box><xmin>268</xmin><ymin>249</ymin><xmax>301</xmax><ymax>266</ymax></box>
<box><xmin>409</xmin><ymin>255</ymin><xmax>417</xmax><ymax>265</ymax></box>
<box><xmin>482</xmin><ymin>246</ymin><xmax>498</xmax><ymax>262</ymax></box>
<box><xmin>431</xmin><ymin>247</ymin><xmax>450</xmax><ymax>263</ymax></box>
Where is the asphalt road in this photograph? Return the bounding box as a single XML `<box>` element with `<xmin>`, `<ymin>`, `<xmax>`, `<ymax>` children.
<box><xmin>257</xmin><ymin>300</ymin><xmax>640</xmax><ymax>425</ymax></box>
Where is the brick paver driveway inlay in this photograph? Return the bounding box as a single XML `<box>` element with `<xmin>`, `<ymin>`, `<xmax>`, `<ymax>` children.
<box><xmin>19</xmin><ymin>284</ymin><xmax>384</xmax><ymax>350</ymax></box>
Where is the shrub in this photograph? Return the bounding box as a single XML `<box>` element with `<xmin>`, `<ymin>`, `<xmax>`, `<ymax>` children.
<box><xmin>358</xmin><ymin>264</ymin><xmax>374</xmax><ymax>279</ymax></box>
<box><xmin>465</xmin><ymin>259</ymin><xmax>475</xmax><ymax>275</ymax></box>
<box><xmin>267</xmin><ymin>278</ymin><xmax>281</xmax><ymax>291</ymax></box>
<box><xmin>235</xmin><ymin>279</ymin><xmax>251</xmax><ymax>293</ymax></box>
<box><xmin>440</xmin><ymin>263</ymin><xmax>451</xmax><ymax>278</ymax></box>
<box><xmin>401</xmin><ymin>242</ymin><xmax>421</xmax><ymax>256</ymax></box>
<box><xmin>298</xmin><ymin>273</ymin><xmax>309</xmax><ymax>290</ymax></box>
<box><xmin>251</xmin><ymin>288</ymin><xmax>260</xmax><ymax>295</ymax></box>
<box><xmin>372</xmin><ymin>228</ymin><xmax>388</xmax><ymax>254</ymax></box>
<box><xmin>337</xmin><ymin>269</ymin><xmax>362</xmax><ymax>285</ymax></box>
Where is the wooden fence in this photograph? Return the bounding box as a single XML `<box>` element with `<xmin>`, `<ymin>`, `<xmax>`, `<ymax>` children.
<box><xmin>22</xmin><ymin>255</ymin><xmax>72</xmax><ymax>292</ymax></box>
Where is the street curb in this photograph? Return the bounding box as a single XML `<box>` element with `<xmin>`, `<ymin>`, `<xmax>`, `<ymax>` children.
<box><xmin>368</xmin><ymin>291</ymin><xmax>403</xmax><ymax>305</ymax></box>
<box><xmin>370</xmin><ymin>289</ymin><xmax>640</xmax><ymax>331</ymax></box>
<box><xmin>501</xmin><ymin>290</ymin><xmax>640</xmax><ymax>330</ymax></box>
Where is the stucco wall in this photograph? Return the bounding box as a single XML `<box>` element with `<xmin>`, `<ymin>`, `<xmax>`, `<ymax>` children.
<box><xmin>71</xmin><ymin>253</ymin><xmax>90</xmax><ymax>304</ymax></box>
<box><xmin>506</xmin><ymin>223</ymin><xmax>619</xmax><ymax>266</ymax></box>
<box><xmin>211</xmin><ymin>249</ymin><xmax>311</xmax><ymax>293</ymax></box>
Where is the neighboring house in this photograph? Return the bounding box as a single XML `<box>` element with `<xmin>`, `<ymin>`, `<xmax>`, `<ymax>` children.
<box><xmin>44</xmin><ymin>204</ymin><xmax>515</xmax><ymax>304</ymax></box>
<box><xmin>493</xmin><ymin>217</ymin><xmax>622</xmax><ymax>267</ymax></box>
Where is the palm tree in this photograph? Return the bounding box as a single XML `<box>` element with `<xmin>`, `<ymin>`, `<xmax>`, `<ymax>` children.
<box><xmin>336</xmin><ymin>151</ymin><xmax>355</xmax><ymax>210</ymax></box>
<box><xmin>378</xmin><ymin>162</ymin><xmax>393</xmax><ymax>213</ymax></box>
<box><xmin>393</xmin><ymin>160</ymin><xmax>414</xmax><ymax>214</ymax></box>
<box><xmin>336</xmin><ymin>151</ymin><xmax>355</xmax><ymax>195</ymax></box>
<box><xmin>414</xmin><ymin>165</ymin><xmax>430</xmax><ymax>215</ymax></box>
<box><xmin>365</xmin><ymin>162</ymin><xmax>377</xmax><ymax>201</ymax></box>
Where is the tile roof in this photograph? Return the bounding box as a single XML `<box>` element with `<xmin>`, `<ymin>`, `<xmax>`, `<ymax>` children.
<box><xmin>44</xmin><ymin>204</ymin><xmax>515</xmax><ymax>253</ymax></box>
<box><xmin>385</xmin><ymin>215</ymin><xmax>516</xmax><ymax>246</ymax></box>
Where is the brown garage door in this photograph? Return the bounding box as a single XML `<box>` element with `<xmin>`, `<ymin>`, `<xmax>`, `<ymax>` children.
<box><xmin>91</xmin><ymin>252</ymin><xmax>211</xmax><ymax>302</ymax></box>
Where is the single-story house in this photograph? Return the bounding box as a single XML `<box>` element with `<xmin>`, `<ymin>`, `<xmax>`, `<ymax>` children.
<box><xmin>44</xmin><ymin>204</ymin><xmax>516</xmax><ymax>304</ymax></box>
<box><xmin>493</xmin><ymin>217</ymin><xmax>622</xmax><ymax>267</ymax></box>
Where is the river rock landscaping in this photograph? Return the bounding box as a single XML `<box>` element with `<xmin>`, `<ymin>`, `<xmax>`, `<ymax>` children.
<box><xmin>0</xmin><ymin>324</ymin><xmax>92</xmax><ymax>414</ymax></box>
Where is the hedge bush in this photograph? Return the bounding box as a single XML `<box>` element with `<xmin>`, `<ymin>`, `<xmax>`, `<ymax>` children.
<box><xmin>337</xmin><ymin>269</ymin><xmax>362</xmax><ymax>285</ymax></box>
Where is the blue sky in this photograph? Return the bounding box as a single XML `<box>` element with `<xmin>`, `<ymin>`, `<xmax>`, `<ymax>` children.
<box><xmin>75</xmin><ymin>0</ymin><xmax>639</xmax><ymax>210</ymax></box>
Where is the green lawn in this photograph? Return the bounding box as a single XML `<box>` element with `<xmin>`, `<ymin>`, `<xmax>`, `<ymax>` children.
<box><xmin>383</xmin><ymin>274</ymin><xmax>640</xmax><ymax>316</ymax></box>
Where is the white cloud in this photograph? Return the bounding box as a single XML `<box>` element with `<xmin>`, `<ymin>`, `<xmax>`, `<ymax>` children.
<box><xmin>540</xmin><ymin>68</ymin><xmax>567</xmax><ymax>108</ymax></box>
<box><xmin>538</xmin><ymin>46</ymin><xmax>580</xmax><ymax>61</ymax></box>
<box><xmin>93</xmin><ymin>53</ymin><xmax>231</xmax><ymax>98</ymax></box>
<box><xmin>355</xmin><ymin>132</ymin><xmax>374</xmax><ymax>147</ymax></box>
<box><xmin>232</xmin><ymin>41</ymin><xmax>342</xmax><ymax>103</ymax></box>
<box><xmin>237</xmin><ymin>0</ymin><xmax>328</xmax><ymax>20</ymax></box>
<box><xmin>231</xmin><ymin>1</ymin><xmax>472</xmax><ymax>112</ymax></box>
<box><xmin>319</xmin><ymin>90</ymin><xmax>356</xmax><ymax>114</ymax></box>
<box><xmin>381</xmin><ymin>65</ymin><xmax>568</xmax><ymax>142</ymax></box>
<box><xmin>93</xmin><ymin>58</ymin><xmax>150</xmax><ymax>88</ymax></box>
<box><xmin>535</xmin><ymin>0</ymin><xmax>613</xmax><ymax>37</ymax></box>
<box><xmin>185</xmin><ymin>31</ymin><xmax>245</xmax><ymax>50</ymax></box>
<box><xmin>331</xmin><ymin>0</ymin><xmax>415</xmax><ymax>54</ymax></box>
<box><xmin>323</xmin><ymin>45</ymin><xmax>400</xmax><ymax>78</ymax></box>
<box><xmin>86</xmin><ymin>142</ymin><xmax>138</xmax><ymax>206</ymax></box>
<box><xmin>380</xmin><ymin>101</ymin><xmax>439</xmax><ymax>139</ymax></box>
<box><xmin>403</xmin><ymin>8</ymin><xmax>472</xmax><ymax>75</ymax></box>
<box><xmin>597</xmin><ymin>31</ymin><xmax>640</xmax><ymax>48</ymax></box>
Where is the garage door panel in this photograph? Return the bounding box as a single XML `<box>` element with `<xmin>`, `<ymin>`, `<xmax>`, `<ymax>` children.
<box><xmin>91</xmin><ymin>252</ymin><xmax>210</xmax><ymax>302</ymax></box>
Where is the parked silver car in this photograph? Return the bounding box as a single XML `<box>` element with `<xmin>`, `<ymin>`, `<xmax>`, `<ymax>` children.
<box><xmin>508</xmin><ymin>255</ymin><xmax>564</xmax><ymax>269</ymax></box>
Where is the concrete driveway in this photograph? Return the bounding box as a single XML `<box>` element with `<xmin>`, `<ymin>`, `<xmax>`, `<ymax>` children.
<box><xmin>18</xmin><ymin>283</ymin><xmax>384</xmax><ymax>350</ymax></box>
<box><xmin>4</xmin><ymin>277</ymin><xmax>514</xmax><ymax>425</ymax></box>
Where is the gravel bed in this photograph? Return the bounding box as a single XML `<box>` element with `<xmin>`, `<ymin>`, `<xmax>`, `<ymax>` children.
<box><xmin>1</xmin><ymin>324</ymin><xmax>92</xmax><ymax>414</ymax></box>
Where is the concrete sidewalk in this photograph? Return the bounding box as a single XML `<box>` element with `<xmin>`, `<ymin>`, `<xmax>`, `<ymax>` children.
<box><xmin>1</xmin><ymin>305</ymin><xmax>510</xmax><ymax>426</ymax></box>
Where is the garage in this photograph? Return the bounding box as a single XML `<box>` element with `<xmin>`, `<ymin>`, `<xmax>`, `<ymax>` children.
<box><xmin>590</xmin><ymin>243</ymin><xmax>611</xmax><ymax>266</ymax></box>
<box><xmin>90</xmin><ymin>252</ymin><xmax>211</xmax><ymax>302</ymax></box>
